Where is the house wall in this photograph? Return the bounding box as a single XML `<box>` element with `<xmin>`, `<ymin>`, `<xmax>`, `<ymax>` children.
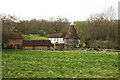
<box><xmin>3</xmin><ymin>43</ymin><xmax>7</xmax><ymax>48</ymax></box>
<box><xmin>49</xmin><ymin>38</ymin><xmax>64</xmax><ymax>44</ymax></box>
<box><xmin>23</xmin><ymin>46</ymin><xmax>33</xmax><ymax>50</ymax></box>
<box><xmin>4</xmin><ymin>39</ymin><xmax>23</xmax><ymax>49</ymax></box>
<box><xmin>35</xmin><ymin>46</ymin><xmax>51</xmax><ymax>50</ymax></box>
<box><xmin>8</xmin><ymin>39</ymin><xmax>23</xmax><ymax>46</ymax></box>
<box><xmin>54</xmin><ymin>44</ymin><xmax>64</xmax><ymax>50</ymax></box>
<box><xmin>64</xmin><ymin>39</ymin><xmax>80</xmax><ymax>49</ymax></box>
<box><xmin>23</xmin><ymin>46</ymin><xmax>53</xmax><ymax>50</ymax></box>
<box><xmin>64</xmin><ymin>39</ymin><xmax>80</xmax><ymax>45</ymax></box>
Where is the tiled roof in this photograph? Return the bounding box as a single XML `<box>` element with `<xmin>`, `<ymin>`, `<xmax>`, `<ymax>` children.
<box><xmin>9</xmin><ymin>30</ymin><xmax>23</xmax><ymax>39</ymax></box>
<box><xmin>23</xmin><ymin>40</ymin><xmax>52</xmax><ymax>46</ymax></box>
<box><xmin>65</xmin><ymin>25</ymin><xmax>79</xmax><ymax>39</ymax></box>
<box><xmin>49</xmin><ymin>33</ymin><xmax>65</xmax><ymax>38</ymax></box>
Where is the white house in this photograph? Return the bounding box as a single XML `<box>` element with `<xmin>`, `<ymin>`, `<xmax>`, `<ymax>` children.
<box><xmin>49</xmin><ymin>38</ymin><xmax>64</xmax><ymax>44</ymax></box>
<box><xmin>49</xmin><ymin>33</ymin><xmax>65</xmax><ymax>47</ymax></box>
<box><xmin>49</xmin><ymin>22</ymin><xmax>81</xmax><ymax>49</ymax></box>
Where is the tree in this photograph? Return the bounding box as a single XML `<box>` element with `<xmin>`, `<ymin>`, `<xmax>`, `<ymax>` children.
<box><xmin>1</xmin><ymin>14</ymin><xmax>19</xmax><ymax>43</ymax></box>
<box><xmin>16</xmin><ymin>17</ymin><xmax>70</xmax><ymax>35</ymax></box>
<box><xmin>73</xmin><ymin>6</ymin><xmax>118</xmax><ymax>49</ymax></box>
<box><xmin>85</xmin><ymin>6</ymin><xmax>118</xmax><ymax>48</ymax></box>
<box><xmin>39</xmin><ymin>30</ymin><xmax>45</xmax><ymax>36</ymax></box>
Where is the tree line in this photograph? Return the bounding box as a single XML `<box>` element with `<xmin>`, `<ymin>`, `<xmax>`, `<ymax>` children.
<box><xmin>74</xmin><ymin>6</ymin><xmax>118</xmax><ymax>49</ymax></box>
<box><xmin>1</xmin><ymin>6</ymin><xmax>119</xmax><ymax>49</ymax></box>
<box><xmin>74</xmin><ymin>17</ymin><xmax>118</xmax><ymax>49</ymax></box>
<box><xmin>1</xmin><ymin>15</ymin><xmax>70</xmax><ymax>43</ymax></box>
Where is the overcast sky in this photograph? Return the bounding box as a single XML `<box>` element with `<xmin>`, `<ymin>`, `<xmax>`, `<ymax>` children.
<box><xmin>0</xmin><ymin>0</ymin><xmax>119</xmax><ymax>21</ymax></box>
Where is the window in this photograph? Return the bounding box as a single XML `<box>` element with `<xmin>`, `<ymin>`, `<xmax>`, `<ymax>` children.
<box><xmin>69</xmin><ymin>38</ymin><xmax>74</xmax><ymax>42</ymax></box>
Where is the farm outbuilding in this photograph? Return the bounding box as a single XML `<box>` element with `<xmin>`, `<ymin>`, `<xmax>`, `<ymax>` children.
<box><xmin>49</xmin><ymin>33</ymin><xmax>65</xmax><ymax>44</ymax></box>
<box><xmin>23</xmin><ymin>40</ymin><xmax>53</xmax><ymax>50</ymax></box>
<box><xmin>49</xmin><ymin>33</ymin><xmax>65</xmax><ymax>50</ymax></box>
<box><xmin>64</xmin><ymin>24</ymin><xmax>80</xmax><ymax>49</ymax></box>
<box><xmin>3</xmin><ymin>29</ymin><xmax>23</xmax><ymax>49</ymax></box>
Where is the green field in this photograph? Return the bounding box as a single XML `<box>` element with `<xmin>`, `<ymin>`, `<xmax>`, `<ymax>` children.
<box><xmin>22</xmin><ymin>34</ymin><xmax>48</xmax><ymax>40</ymax></box>
<box><xmin>2</xmin><ymin>50</ymin><xmax>118</xmax><ymax>78</ymax></box>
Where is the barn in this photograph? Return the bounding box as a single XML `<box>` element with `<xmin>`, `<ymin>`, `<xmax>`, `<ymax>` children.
<box><xmin>3</xmin><ymin>29</ymin><xmax>23</xmax><ymax>49</ymax></box>
<box><xmin>64</xmin><ymin>24</ymin><xmax>80</xmax><ymax>49</ymax></box>
<box><xmin>23</xmin><ymin>40</ymin><xmax>53</xmax><ymax>50</ymax></box>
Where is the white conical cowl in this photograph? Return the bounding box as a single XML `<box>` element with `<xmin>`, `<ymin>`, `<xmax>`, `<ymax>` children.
<box><xmin>70</xmin><ymin>22</ymin><xmax>74</xmax><ymax>25</ymax></box>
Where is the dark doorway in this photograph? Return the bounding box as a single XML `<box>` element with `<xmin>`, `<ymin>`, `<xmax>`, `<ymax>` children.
<box><xmin>17</xmin><ymin>44</ymin><xmax>20</xmax><ymax>49</ymax></box>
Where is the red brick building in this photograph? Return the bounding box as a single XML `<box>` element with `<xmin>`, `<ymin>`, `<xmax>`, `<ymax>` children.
<box><xmin>23</xmin><ymin>40</ymin><xmax>53</xmax><ymax>50</ymax></box>
<box><xmin>3</xmin><ymin>30</ymin><xmax>23</xmax><ymax>49</ymax></box>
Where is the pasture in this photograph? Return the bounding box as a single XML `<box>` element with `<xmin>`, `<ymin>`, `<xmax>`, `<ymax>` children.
<box><xmin>2</xmin><ymin>50</ymin><xmax>118</xmax><ymax>78</ymax></box>
<box><xmin>22</xmin><ymin>34</ymin><xmax>48</xmax><ymax>40</ymax></box>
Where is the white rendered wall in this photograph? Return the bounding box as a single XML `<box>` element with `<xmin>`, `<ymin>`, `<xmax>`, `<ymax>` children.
<box><xmin>49</xmin><ymin>38</ymin><xmax>64</xmax><ymax>44</ymax></box>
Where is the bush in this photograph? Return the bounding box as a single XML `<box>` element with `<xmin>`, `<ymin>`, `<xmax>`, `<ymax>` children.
<box><xmin>89</xmin><ymin>40</ymin><xmax>118</xmax><ymax>49</ymax></box>
<box><xmin>39</xmin><ymin>30</ymin><xmax>45</xmax><ymax>36</ymax></box>
<box><xmin>47</xmin><ymin>34</ymin><xmax>53</xmax><ymax>37</ymax></box>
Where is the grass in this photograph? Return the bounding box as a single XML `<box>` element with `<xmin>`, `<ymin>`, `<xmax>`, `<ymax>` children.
<box><xmin>22</xmin><ymin>34</ymin><xmax>48</xmax><ymax>40</ymax></box>
<box><xmin>2</xmin><ymin>50</ymin><xmax>118</xmax><ymax>78</ymax></box>
<box><xmin>96</xmin><ymin>40</ymin><xmax>108</xmax><ymax>43</ymax></box>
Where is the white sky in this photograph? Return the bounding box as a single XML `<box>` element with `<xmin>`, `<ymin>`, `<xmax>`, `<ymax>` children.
<box><xmin>0</xmin><ymin>0</ymin><xmax>119</xmax><ymax>21</ymax></box>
